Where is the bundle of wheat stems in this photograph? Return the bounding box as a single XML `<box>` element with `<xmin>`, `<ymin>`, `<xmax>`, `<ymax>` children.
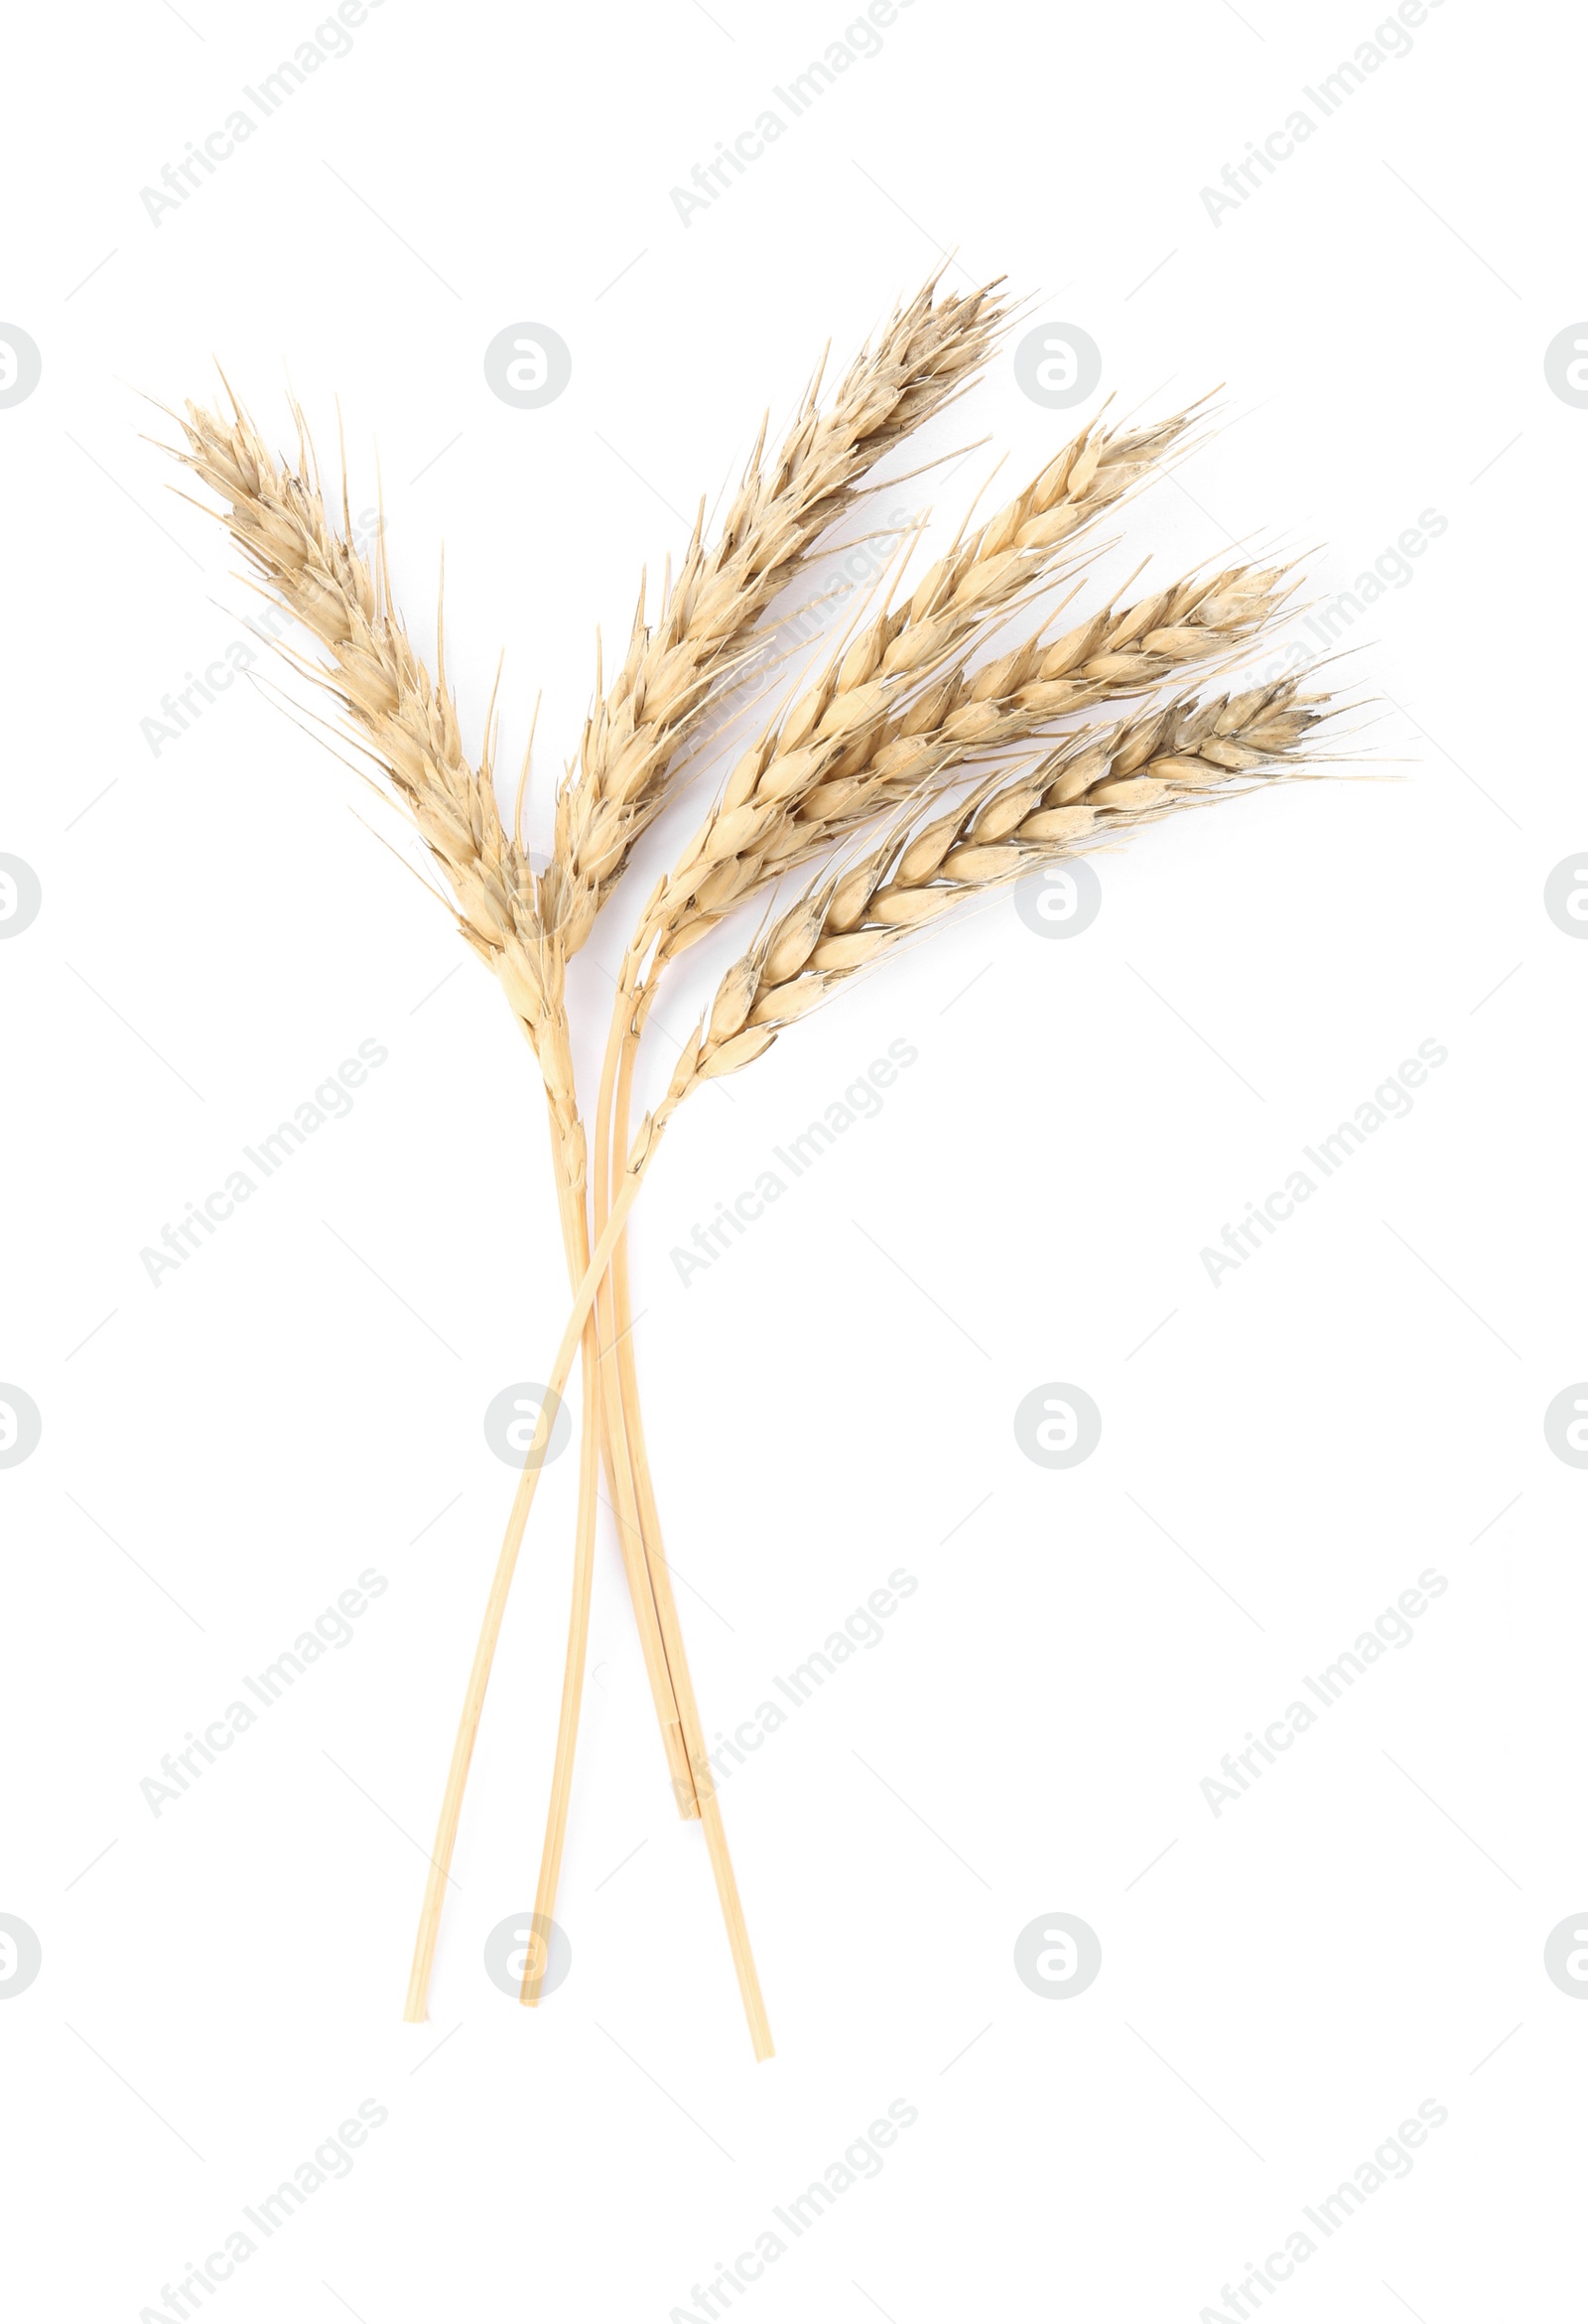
<box><xmin>169</xmin><ymin>267</ymin><xmax>1343</xmax><ymax>2058</ymax></box>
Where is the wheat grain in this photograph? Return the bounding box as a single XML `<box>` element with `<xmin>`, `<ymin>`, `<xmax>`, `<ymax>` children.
<box><xmin>169</xmin><ymin>393</ymin><xmax>583</xmax><ymax>1147</ymax></box>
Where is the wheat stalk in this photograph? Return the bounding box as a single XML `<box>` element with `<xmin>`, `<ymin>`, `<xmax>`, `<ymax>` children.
<box><xmin>172</xmin><ymin>271</ymin><xmax>1017</xmax><ymax>2041</ymax></box>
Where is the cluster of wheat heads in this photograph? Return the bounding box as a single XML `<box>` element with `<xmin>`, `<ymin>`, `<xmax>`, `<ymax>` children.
<box><xmin>171</xmin><ymin>268</ymin><xmax>1344</xmax><ymax>2057</ymax></box>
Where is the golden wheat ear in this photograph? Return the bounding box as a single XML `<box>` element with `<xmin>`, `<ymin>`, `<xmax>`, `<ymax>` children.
<box><xmin>672</xmin><ymin>672</ymin><xmax>1349</xmax><ymax>1089</ymax></box>
<box><xmin>167</xmin><ymin>396</ymin><xmax>557</xmax><ymax>1053</ymax></box>
<box><xmin>543</xmin><ymin>268</ymin><xmax>1018</xmax><ymax>959</ymax></box>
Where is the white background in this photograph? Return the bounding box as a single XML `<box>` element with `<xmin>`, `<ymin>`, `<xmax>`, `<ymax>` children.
<box><xmin>2</xmin><ymin>1</ymin><xmax>1584</xmax><ymax>2317</ymax></box>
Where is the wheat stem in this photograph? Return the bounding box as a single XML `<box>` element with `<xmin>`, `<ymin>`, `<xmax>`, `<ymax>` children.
<box><xmin>518</xmin><ymin>1099</ymin><xmax>609</xmax><ymax>2003</ymax></box>
<box><xmin>608</xmin><ymin>1014</ymin><xmax>773</xmax><ymax>2055</ymax></box>
<box><xmin>523</xmin><ymin>997</ymin><xmax>775</xmax><ymax>2046</ymax></box>
<box><xmin>521</xmin><ymin>1313</ymin><xmax>599</xmax><ymax>2005</ymax></box>
<box><xmin>403</xmin><ymin>1160</ymin><xmax>651</xmax><ymax>2020</ymax></box>
<box><xmin>569</xmin><ymin>970</ymin><xmax>775</xmax><ymax>2050</ymax></box>
<box><xmin>588</xmin><ymin>1001</ymin><xmax>697</xmax><ymax>1810</ymax></box>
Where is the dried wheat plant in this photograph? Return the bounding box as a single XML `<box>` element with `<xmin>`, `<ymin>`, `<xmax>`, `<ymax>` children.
<box><xmin>169</xmin><ymin>269</ymin><xmax>1345</xmax><ymax>2058</ymax></box>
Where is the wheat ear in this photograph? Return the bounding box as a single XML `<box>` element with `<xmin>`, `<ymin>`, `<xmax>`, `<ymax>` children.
<box><xmin>540</xmin><ymin>266</ymin><xmax>1014</xmax><ymax>964</ymax></box>
<box><xmin>170</xmin><ymin>393</ymin><xmax>562</xmax><ymax>1062</ymax></box>
<box><xmin>691</xmin><ymin>675</ymin><xmax>1341</xmax><ymax>1073</ymax></box>
<box><xmin>635</xmin><ymin>556</ymin><xmax>1294</xmax><ymax>977</ymax></box>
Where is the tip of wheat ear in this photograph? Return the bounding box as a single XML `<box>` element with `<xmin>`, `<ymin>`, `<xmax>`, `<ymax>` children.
<box><xmin>545</xmin><ymin>268</ymin><xmax>1021</xmax><ymax>955</ymax></box>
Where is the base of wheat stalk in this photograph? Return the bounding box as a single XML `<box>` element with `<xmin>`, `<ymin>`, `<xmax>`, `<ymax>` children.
<box><xmin>521</xmin><ymin>1089</ymin><xmax>772</xmax><ymax>2051</ymax></box>
<box><xmin>402</xmin><ymin>1163</ymin><xmax>649</xmax><ymax>2019</ymax></box>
